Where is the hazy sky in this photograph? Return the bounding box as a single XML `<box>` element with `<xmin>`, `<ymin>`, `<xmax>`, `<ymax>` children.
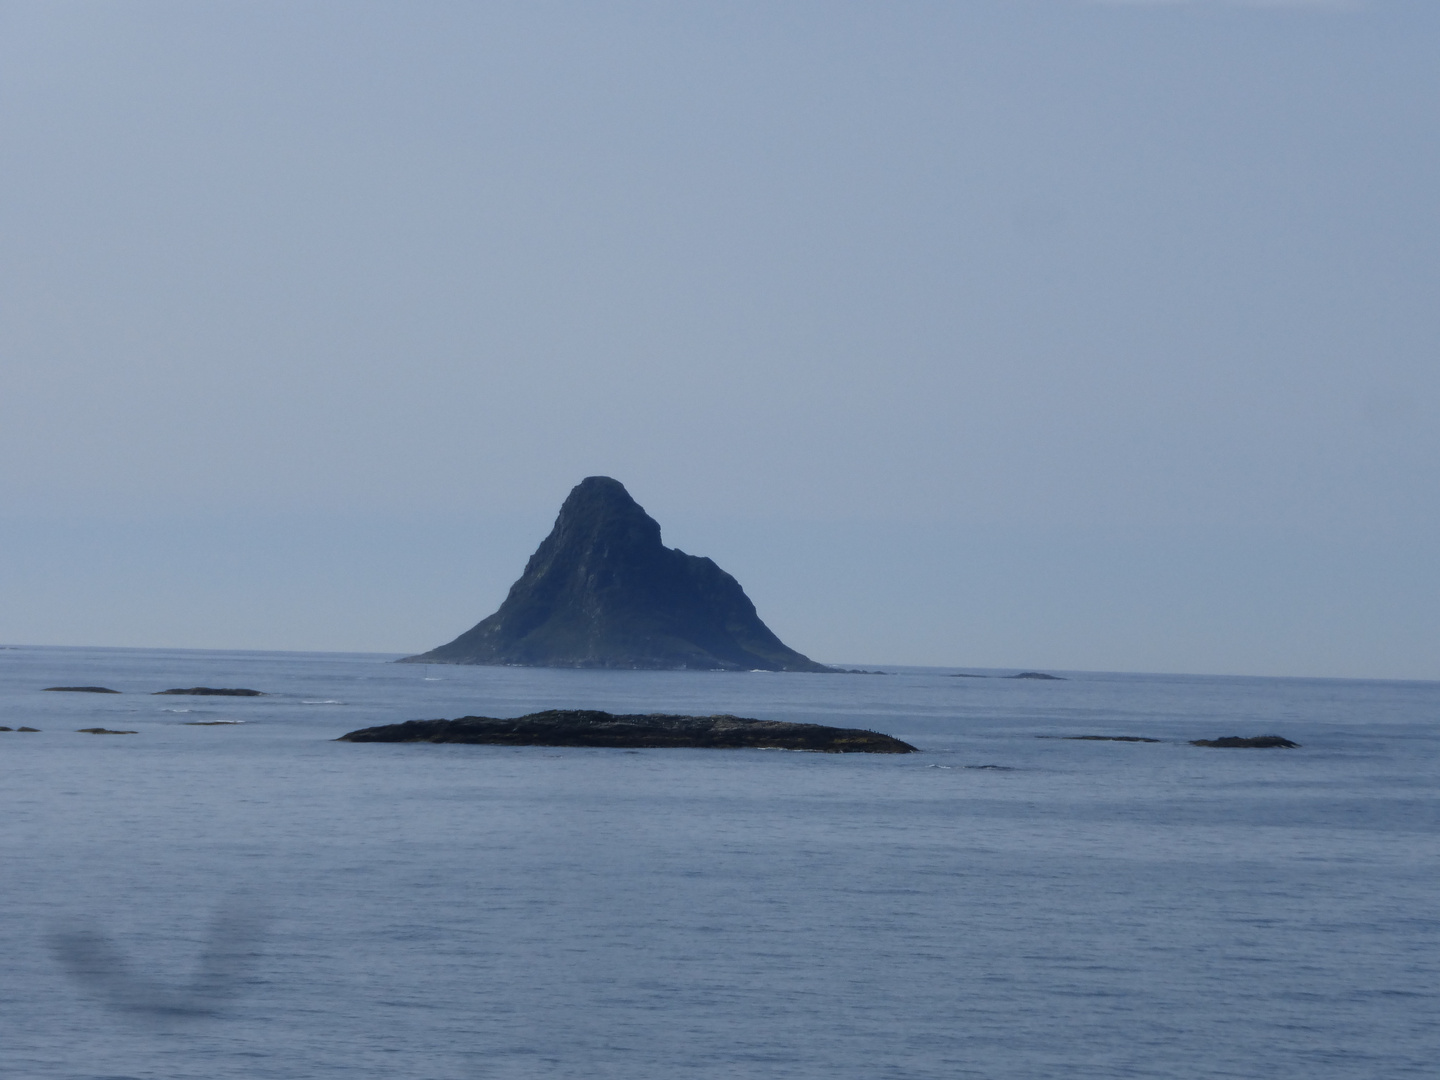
<box><xmin>2</xmin><ymin>0</ymin><xmax>1436</xmax><ymax>678</ymax></box>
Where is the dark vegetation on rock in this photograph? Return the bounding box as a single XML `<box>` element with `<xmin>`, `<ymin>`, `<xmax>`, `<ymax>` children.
<box><xmin>44</xmin><ymin>686</ymin><xmax>120</xmax><ymax>693</ymax></box>
<box><xmin>77</xmin><ymin>728</ymin><xmax>137</xmax><ymax>735</ymax></box>
<box><xmin>1008</xmin><ymin>672</ymin><xmax>1064</xmax><ymax>680</ymax></box>
<box><xmin>0</xmin><ymin>726</ymin><xmax>10</xmax><ymax>731</ymax></box>
<box><xmin>1190</xmin><ymin>735</ymin><xmax>1299</xmax><ymax>748</ymax></box>
<box><xmin>338</xmin><ymin>709</ymin><xmax>916</xmax><ymax>753</ymax></box>
<box><xmin>399</xmin><ymin>477</ymin><xmax>831</xmax><ymax>672</ymax></box>
<box><xmin>153</xmin><ymin>687</ymin><xmax>265</xmax><ymax>696</ymax></box>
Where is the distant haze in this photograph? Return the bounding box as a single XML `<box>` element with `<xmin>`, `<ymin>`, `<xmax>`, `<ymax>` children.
<box><xmin>2</xmin><ymin>1</ymin><xmax>1436</xmax><ymax>679</ymax></box>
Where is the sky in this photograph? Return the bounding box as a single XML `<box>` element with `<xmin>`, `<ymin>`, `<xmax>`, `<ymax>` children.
<box><xmin>1</xmin><ymin>0</ymin><xmax>1436</xmax><ymax>679</ymax></box>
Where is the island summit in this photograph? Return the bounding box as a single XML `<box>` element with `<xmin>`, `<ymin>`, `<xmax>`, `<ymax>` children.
<box><xmin>399</xmin><ymin>477</ymin><xmax>832</xmax><ymax>671</ymax></box>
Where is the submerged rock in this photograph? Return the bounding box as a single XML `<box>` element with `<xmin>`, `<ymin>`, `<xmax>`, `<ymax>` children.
<box><xmin>1190</xmin><ymin>735</ymin><xmax>1299</xmax><ymax>749</ymax></box>
<box><xmin>44</xmin><ymin>686</ymin><xmax>120</xmax><ymax>693</ymax></box>
<box><xmin>77</xmin><ymin>728</ymin><xmax>137</xmax><ymax>735</ymax></box>
<box><xmin>1047</xmin><ymin>735</ymin><xmax>1161</xmax><ymax>743</ymax></box>
<box><xmin>399</xmin><ymin>477</ymin><xmax>831</xmax><ymax>672</ymax></box>
<box><xmin>338</xmin><ymin>709</ymin><xmax>916</xmax><ymax>753</ymax></box>
<box><xmin>153</xmin><ymin>687</ymin><xmax>265</xmax><ymax>696</ymax></box>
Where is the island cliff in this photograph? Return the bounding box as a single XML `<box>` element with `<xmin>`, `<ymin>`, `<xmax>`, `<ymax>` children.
<box><xmin>399</xmin><ymin>477</ymin><xmax>832</xmax><ymax>672</ymax></box>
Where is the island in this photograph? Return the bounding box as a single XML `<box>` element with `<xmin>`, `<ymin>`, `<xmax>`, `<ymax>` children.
<box><xmin>338</xmin><ymin>709</ymin><xmax>917</xmax><ymax>753</ymax></box>
<box><xmin>153</xmin><ymin>687</ymin><xmax>265</xmax><ymax>696</ymax></box>
<box><xmin>44</xmin><ymin>686</ymin><xmax>121</xmax><ymax>693</ymax></box>
<box><xmin>1190</xmin><ymin>735</ymin><xmax>1299</xmax><ymax>748</ymax></box>
<box><xmin>398</xmin><ymin>476</ymin><xmax>832</xmax><ymax>672</ymax></box>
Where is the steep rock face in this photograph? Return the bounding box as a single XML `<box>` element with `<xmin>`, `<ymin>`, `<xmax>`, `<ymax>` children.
<box><xmin>400</xmin><ymin>477</ymin><xmax>831</xmax><ymax>671</ymax></box>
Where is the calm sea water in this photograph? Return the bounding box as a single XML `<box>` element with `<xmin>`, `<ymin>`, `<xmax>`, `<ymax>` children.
<box><xmin>1</xmin><ymin>645</ymin><xmax>1437</xmax><ymax>1079</ymax></box>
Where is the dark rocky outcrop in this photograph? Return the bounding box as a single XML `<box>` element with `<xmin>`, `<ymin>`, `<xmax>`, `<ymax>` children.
<box><xmin>0</xmin><ymin>726</ymin><xmax>11</xmax><ymax>732</ymax></box>
<box><xmin>1008</xmin><ymin>672</ymin><xmax>1064</xmax><ymax>680</ymax></box>
<box><xmin>153</xmin><ymin>687</ymin><xmax>265</xmax><ymax>696</ymax></box>
<box><xmin>17</xmin><ymin>726</ymin><xmax>39</xmax><ymax>732</ymax></box>
<box><xmin>1190</xmin><ymin>735</ymin><xmax>1299</xmax><ymax>748</ymax></box>
<box><xmin>44</xmin><ymin>686</ymin><xmax>120</xmax><ymax>693</ymax></box>
<box><xmin>77</xmin><ymin>728</ymin><xmax>137</xmax><ymax>735</ymax></box>
<box><xmin>338</xmin><ymin>709</ymin><xmax>915</xmax><ymax>753</ymax></box>
<box><xmin>1043</xmin><ymin>735</ymin><xmax>1161</xmax><ymax>743</ymax></box>
<box><xmin>399</xmin><ymin>477</ymin><xmax>831</xmax><ymax>671</ymax></box>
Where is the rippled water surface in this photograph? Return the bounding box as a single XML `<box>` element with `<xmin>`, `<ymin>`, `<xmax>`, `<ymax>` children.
<box><xmin>2</xmin><ymin>645</ymin><xmax>1437</xmax><ymax>1079</ymax></box>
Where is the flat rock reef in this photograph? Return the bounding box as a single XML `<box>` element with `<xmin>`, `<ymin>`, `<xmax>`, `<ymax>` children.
<box><xmin>339</xmin><ymin>709</ymin><xmax>917</xmax><ymax>753</ymax></box>
<box><xmin>153</xmin><ymin>687</ymin><xmax>266</xmax><ymax>696</ymax></box>
<box><xmin>1190</xmin><ymin>735</ymin><xmax>1299</xmax><ymax>748</ymax></box>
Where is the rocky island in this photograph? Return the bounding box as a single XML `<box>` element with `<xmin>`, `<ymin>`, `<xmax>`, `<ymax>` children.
<box><xmin>153</xmin><ymin>687</ymin><xmax>265</xmax><ymax>696</ymax></box>
<box><xmin>339</xmin><ymin>709</ymin><xmax>916</xmax><ymax>753</ymax></box>
<box><xmin>399</xmin><ymin>477</ymin><xmax>832</xmax><ymax>672</ymax></box>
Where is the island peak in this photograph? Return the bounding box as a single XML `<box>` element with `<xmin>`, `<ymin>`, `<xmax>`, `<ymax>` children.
<box><xmin>400</xmin><ymin>477</ymin><xmax>831</xmax><ymax>672</ymax></box>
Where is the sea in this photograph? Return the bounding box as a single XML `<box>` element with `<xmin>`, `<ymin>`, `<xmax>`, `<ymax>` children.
<box><xmin>1</xmin><ymin>645</ymin><xmax>1437</xmax><ymax>1080</ymax></box>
